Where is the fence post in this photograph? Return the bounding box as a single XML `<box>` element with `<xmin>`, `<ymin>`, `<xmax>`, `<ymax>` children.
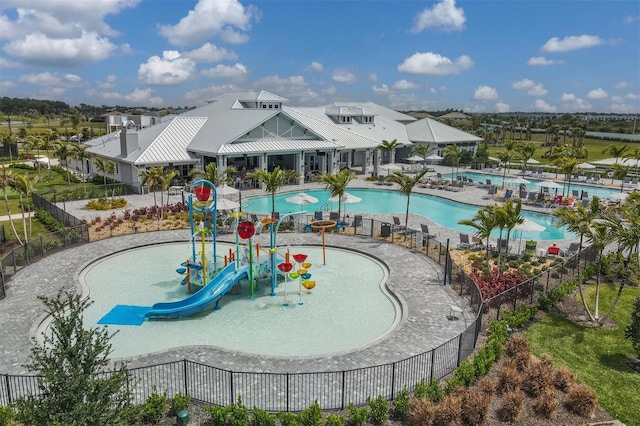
<box><xmin>286</xmin><ymin>373</ymin><xmax>290</xmax><ymax>412</ymax></box>
<box><xmin>390</xmin><ymin>363</ymin><xmax>396</xmax><ymax>399</ymax></box>
<box><xmin>429</xmin><ymin>349</ymin><xmax>435</xmax><ymax>382</ymax></box>
<box><xmin>183</xmin><ymin>360</ymin><xmax>188</xmax><ymax>396</ymax></box>
<box><xmin>341</xmin><ymin>370</ymin><xmax>346</xmax><ymax>410</ymax></box>
<box><xmin>457</xmin><ymin>334</ymin><xmax>463</xmax><ymax>366</ymax></box>
<box><xmin>4</xmin><ymin>374</ymin><xmax>11</xmax><ymax>404</ymax></box>
<box><xmin>230</xmin><ymin>372</ymin><xmax>234</xmax><ymax>406</ymax></box>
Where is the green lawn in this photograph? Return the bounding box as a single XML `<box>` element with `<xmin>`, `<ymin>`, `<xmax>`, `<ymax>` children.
<box><xmin>525</xmin><ymin>284</ymin><xmax>640</xmax><ymax>425</ymax></box>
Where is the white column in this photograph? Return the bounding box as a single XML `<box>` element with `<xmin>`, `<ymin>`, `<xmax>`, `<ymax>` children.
<box><xmin>297</xmin><ymin>152</ymin><xmax>304</xmax><ymax>185</ymax></box>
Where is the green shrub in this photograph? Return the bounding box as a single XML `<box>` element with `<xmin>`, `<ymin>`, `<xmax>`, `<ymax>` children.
<box><xmin>413</xmin><ymin>377</ymin><xmax>444</xmax><ymax>402</ymax></box>
<box><xmin>346</xmin><ymin>402</ymin><xmax>368</xmax><ymax>426</ymax></box>
<box><xmin>324</xmin><ymin>413</ymin><xmax>346</xmax><ymax>426</ymax></box>
<box><xmin>298</xmin><ymin>400</ymin><xmax>323</xmax><ymax>426</ymax></box>
<box><xmin>452</xmin><ymin>360</ymin><xmax>476</xmax><ymax>387</ymax></box>
<box><xmin>626</xmin><ymin>296</ymin><xmax>640</xmax><ymax>357</ymax></box>
<box><xmin>277</xmin><ymin>411</ymin><xmax>299</xmax><ymax>426</ymax></box>
<box><xmin>169</xmin><ymin>392</ymin><xmax>191</xmax><ymax>416</ymax></box>
<box><xmin>85</xmin><ymin>197</ymin><xmax>127</xmax><ymax>210</ymax></box>
<box><xmin>143</xmin><ymin>386</ymin><xmax>168</xmax><ymax>424</ymax></box>
<box><xmin>391</xmin><ymin>385</ymin><xmax>410</xmax><ymax>420</ymax></box>
<box><xmin>366</xmin><ymin>395</ymin><xmax>388</xmax><ymax>425</ymax></box>
<box><xmin>0</xmin><ymin>406</ymin><xmax>14</xmax><ymax>426</ymax></box>
<box><xmin>252</xmin><ymin>405</ymin><xmax>276</xmax><ymax>426</ymax></box>
<box><xmin>120</xmin><ymin>403</ymin><xmax>144</xmax><ymax>425</ymax></box>
<box><xmin>205</xmin><ymin>405</ymin><xmax>230</xmax><ymax>426</ymax></box>
<box><xmin>228</xmin><ymin>395</ymin><xmax>250</xmax><ymax>426</ymax></box>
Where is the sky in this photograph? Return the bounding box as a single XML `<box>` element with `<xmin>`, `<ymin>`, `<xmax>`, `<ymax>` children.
<box><xmin>0</xmin><ymin>0</ymin><xmax>639</xmax><ymax>114</ymax></box>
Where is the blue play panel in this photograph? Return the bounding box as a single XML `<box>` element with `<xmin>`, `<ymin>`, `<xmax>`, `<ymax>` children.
<box><xmin>98</xmin><ymin>305</ymin><xmax>152</xmax><ymax>326</ymax></box>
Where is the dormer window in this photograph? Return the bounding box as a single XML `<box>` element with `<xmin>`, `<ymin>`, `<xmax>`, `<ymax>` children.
<box><xmin>340</xmin><ymin>116</ymin><xmax>352</xmax><ymax>123</ymax></box>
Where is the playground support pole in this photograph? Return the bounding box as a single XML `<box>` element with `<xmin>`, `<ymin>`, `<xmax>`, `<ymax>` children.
<box><xmin>249</xmin><ymin>238</ymin><xmax>254</xmax><ymax>299</ymax></box>
<box><xmin>269</xmin><ymin>211</ymin><xmax>307</xmax><ymax>297</ymax></box>
<box><xmin>188</xmin><ymin>195</ymin><xmax>196</xmax><ymax>264</ymax></box>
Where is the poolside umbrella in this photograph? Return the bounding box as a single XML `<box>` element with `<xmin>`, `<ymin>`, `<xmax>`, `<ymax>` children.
<box><xmin>217</xmin><ymin>184</ymin><xmax>239</xmax><ymax>196</ymax></box>
<box><xmin>285</xmin><ymin>192</ymin><xmax>319</xmax><ymax>206</ymax></box>
<box><xmin>577</xmin><ymin>162</ymin><xmax>596</xmax><ymax>170</ymax></box>
<box><xmin>426</xmin><ymin>154</ymin><xmax>443</xmax><ymax>161</ymax></box>
<box><xmin>405</xmin><ymin>155</ymin><xmax>424</xmax><ymax>163</ymax></box>
<box><xmin>329</xmin><ymin>192</ymin><xmax>362</xmax><ymax>220</ymax></box>
<box><xmin>379</xmin><ymin>163</ymin><xmax>403</xmax><ymax>175</ymax></box>
<box><xmin>504</xmin><ymin>177</ymin><xmax>530</xmax><ymax>186</ymax></box>
<box><xmin>536</xmin><ymin>180</ymin><xmax>563</xmax><ymax>189</ymax></box>
<box><xmin>610</xmin><ymin>192</ymin><xmax>630</xmax><ymax>201</ymax></box>
<box><xmin>513</xmin><ymin>218</ymin><xmax>546</xmax><ymax>253</ymax></box>
<box><xmin>216</xmin><ymin>198</ymin><xmax>240</xmax><ymax>210</ymax></box>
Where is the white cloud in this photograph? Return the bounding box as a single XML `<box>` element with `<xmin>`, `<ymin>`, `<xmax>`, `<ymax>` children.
<box><xmin>88</xmin><ymin>87</ymin><xmax>164</xmax><ymax>107</ymax></box>
<box><xmin>219</xmin><ymin>28</ymin><xmax>250</xmax><ymax>44</ymax></box>
<box><xmin>560</xmin><ymin>93</ymin><xmax>576</xmax><ymax>102</ymax></box>
<box><xmin>512</xmin><ymin>78</ymin><xmax>547</xmax><ymax>96</ymax></box>
<box><xmin>495</xmin><ymin>101</ymin><xmax>510</xmax><ymax>113</ymax></box>
<box><xmin>412</xmin><ymin>0</ymin><xmax>466</xmax><ymax>33</ymax></box>
<box><xmin>158</xmin><ymin>0</ymin><xmax>258</xmax><ymax>46</ymax></box>
<box><xmin>201</xmin><ymin>63</ymin><xmax>248</xmax><ymax>78</ymax></box>
<box><xmin>306</xmin><ymin>61</ymin><xmax>324</xmax><ymax>72</ymax></box>
<box><xmin>19</xmin><ymin>71</ymin><xmax>83</xmax><ymax>87</ymax></box>
<box><xmin>615</xmin><ymin>81</ymin><xmax>630</xmax><ymax>89</ymax></box>
<box><xmin>3</xmin><ymin>32</ymin><xmax>116</xmax><ymax>66</ymax></box>
<box><xmin>372</xmin><ymin>84</ymin><xmax>389</xmax><ymax>94</ymax></box>
<box><xmin>623</xmin><ymin>15</ymin><xmax>638</xmax><ymax>24</ymax></box>
<box><xmin>541</xmin><ymin>34</ymin><xmax>604</xmax><ymax>52</ymax></box>
<box><xmin>368</xmin><ymin>73</ymin><xmax>378</xmax><ymax>82</ymax></box>
<box><xmin>473</xmin><ymin>85</ymin><xmax>498</xmax><ymax>101</ymax></box>
<box><xmin>184</xmin><ymin>43</ymin><xmax>237</xmax><ymax>63</ymax></box>
<box><xmin>332</xmin><ymin>69</ymin><xmax>357</xmax><ymax>83</ymax></box>
<box><xmin>625</xmin><ymin>93</ymin><xmax>640</xmax><ymax>100</ymax></box>
<box><xmin>184</xmin><ymin>83</ymin><xmax>242</xmax><ymax>103</ymax></box>
<box><xmin>120</xmin><ymin>43</ymin><xmax>133</xmax><ymax>55</ymax></box>
<box><xmin>393</xmin><ymin>79</ymin><xmax>418</xmax><ymax>90</ymax></box>
<box><xmin>0</xmin><ymin>81</ymin><xmax>17</xmax><ymax>91</ymax></box>
<box><xmin>137</xmin><ymin>51</ymin><xmax>195</xmax><ymax>85</ymax></box>
<box><xmin>609</xmin><ymin>99</ymin><xmax>636</xmax><ymax>113</ymax></box>
<box><xmin>253</xmin><ymin>75</ymin><xmax>307</xmax><ymax>93</ymax></box>
<box><xmin>323</xmin><ymin>86</ymin><xmax>336</xmax><ymax>95</ymax></box>
<box><xmin>533</xmin><ymin>99</ymin><xmax>557</xmax><ymax>113</ymax></box>
<box><xmin>528</xmin><ymin>56</ymin><xmax>561</xmax><ymax>66</ymax></box>
<box><xmin>0</xmin><ymin>57</ymin><xmax>20</xmax><ymax>68</ymax></box>
<box><xmin>398</xmin><ymin>52</ymin><xmax>473</xmax><ymax>75</ymax></box>
<box><xmin>586</xmin><ymin>88</ymin><xmax>608</xmax><ymax>100</ymax></box>
<box><xmin>98</xmin><ymin>74</ymin><xmax>117</xmax><ymax>89</ymax></box>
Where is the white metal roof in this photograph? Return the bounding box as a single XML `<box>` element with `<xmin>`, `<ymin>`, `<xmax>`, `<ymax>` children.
<box><xmin>218</xmin><ymin>139</ymin><xmax>343</xmax><ymax>155</ymax></box>
<box><xmin>406</xmin><ymin>118</ymin><xmax>483</xmax><ymax>143</ymax></box>
<box><xmin>135</xmin><ymin>117</ymin><xmax>206</xmax><ymax>165</ymax></box>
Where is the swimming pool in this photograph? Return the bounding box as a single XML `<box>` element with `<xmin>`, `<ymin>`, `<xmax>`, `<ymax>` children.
<box><xmin>76</xmin><ymin>242</ymin><xmax>399</xmax><ymax>359</ymax></box>
<box><xmin>446</xmin><ymin>171</ymin><xmax>620</xmax><ymax>200</ymax></box>
<box><xmin>244</xmin><ymin>188</ymin><xmax>572</xmax><ymax>241</ymax></box>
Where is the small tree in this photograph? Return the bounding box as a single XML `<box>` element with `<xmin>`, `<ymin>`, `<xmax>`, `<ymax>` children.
<box><xmin>626</xmin><ymin>296</ymin><xmax>640</xmax><ymax>358</ymax></box>
<box><xmin>15</xmin><ymin>290</ymin><xmax>132</xmax><ymax>425</ymax></box>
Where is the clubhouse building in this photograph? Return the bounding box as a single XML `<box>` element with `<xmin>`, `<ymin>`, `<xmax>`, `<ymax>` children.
<box><xmin>85</xmin><ymin>90</ymin><xmax>482</xmax><ymax>192</ymax></box>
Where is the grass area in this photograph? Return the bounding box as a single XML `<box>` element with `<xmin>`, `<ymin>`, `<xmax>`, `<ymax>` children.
<box><xmin>2</xmin><ymin>218</ymin><xmax>50</xmax><ymax>244</ymax></box>
<box><xmin>525</xmin><ymin>284</ymin><xmax>640</xmax><ymax>425</ymax></box>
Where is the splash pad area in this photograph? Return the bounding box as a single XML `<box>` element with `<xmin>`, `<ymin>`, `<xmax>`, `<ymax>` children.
<box><xmin>77</xmin><ymin>241</ymin><xmax>397</xmax><ymax>359</ymax></box>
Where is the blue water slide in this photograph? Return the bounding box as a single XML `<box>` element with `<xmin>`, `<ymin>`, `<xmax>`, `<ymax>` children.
<box><xmin>145</xmin><ymin>262</ymin><xmax>249</xmax><ymax>319</ymax></box>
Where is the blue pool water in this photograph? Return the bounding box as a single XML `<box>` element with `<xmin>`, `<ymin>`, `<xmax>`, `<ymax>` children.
<box><xmin>244</xmin><ymin>188</ymin><xmax>572</xmax><ymax>241</ymax></box>
<box><xmin>445</xmin><ymin>171</ymin><xmax>620</xmax><ymax>200</ymax></box>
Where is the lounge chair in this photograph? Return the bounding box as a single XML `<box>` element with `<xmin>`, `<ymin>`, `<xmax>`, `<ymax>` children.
<box><xmin>314</xmin><ymin>211</ymin><xmax>324</xmax><ymax>221</ymax></box>
<box><xmin>392</xmin><ymin>216</ymin><xmax>406</xmax><ymax>232</ymax></box>
<box><xmin>565</xmin><ymin>242</ymin><xmax>581</xmax><ymax>257</ymax></box>
<box><xmin>580</xmin><ymin>191</ymin><xmax>589</xmax><ymax>200</ymax></box>
<box><xmin>420</xmin><ymin>223</ymin><xmax>436</xmax><ymax>238</ymax></box>
<box><xmin>351</xmin><ymin>215</ymin><xmax>363</xmax><ymax>228</ymax></box>
<box><xmin>329</xmin><ymin>211</ymin><xmax>339</xmax><ymax>222</ymax></box>
<box><xmin>483</xmin><ymin>186</ymin><xmax>497</xmax><ymax>199</ymax></box>
<box><xmin>524</xmin><ymin>240</ymin><xmax>537</xmax><ymax>257</ymax></box>
<box><xmin>501</xmin><ymin>189</ymin><xmax>513</xmax><ymax>201</ymax></box>
<box><xmin>547</xmin><ymin>245</ymin><xmax>561</xmax><ymax>257</ymax></box>
<box><xmin>458</xmin><ymin>233</ymin><xmax>472</xmax><ymax>249</ymax></box>
<box><xmin>572</xmin><ymin>190</ymin><xmax>579</xmax><ymax>198</ymax></box>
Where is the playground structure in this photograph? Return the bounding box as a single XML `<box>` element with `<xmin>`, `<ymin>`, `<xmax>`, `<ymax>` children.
<box><xmin>98</xmin><ymin>180</ymin><xmax>318</xmax><ymax>324</ymax></box>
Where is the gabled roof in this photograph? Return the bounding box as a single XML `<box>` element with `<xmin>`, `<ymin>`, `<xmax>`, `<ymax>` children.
<box><xmin>219</xmin><ymin>139</ymin><xmax>343</xmax><ymax>155</ymax></box>
<box><xmin>135</xmin><ymin>117</ymin><xmax>206</xmax><ymax>165</ymax></box>
<box><xmin>406</xmin><ymin>118</ymin><xmax>483</xmax><ymax>143</ymax></box>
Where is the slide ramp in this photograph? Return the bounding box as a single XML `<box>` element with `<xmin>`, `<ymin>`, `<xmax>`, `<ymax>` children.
<box><xmin>144</xmin><ymin>262</ymin><xmax>249</xmax><ymax>320</ymax></box>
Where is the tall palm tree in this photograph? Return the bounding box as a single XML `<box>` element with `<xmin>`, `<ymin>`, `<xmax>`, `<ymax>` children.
<box><xmin>314</xmin><ymin>169</ymin><xmax>356</xmax><ymax>221</ymax></box>
<box><xmin>443</xmin><ymin>144</ymin><xmax>463</xmax><ymax>180</ymax></box>
<box><xmin>411</xmin><ymin>144</ymin><xmax>434</xmax><ymax>169</ymax></box>
<box><xmin>0</xmin><ymin>168</ymin><xmax>22</xmax><ymax>244</ymax></box>
<box><xmin>189</xmin><ymin>163</ymin><xmax>237</xmax><ymax>187</ymax></box>
<box><xmin>40</xmin><ymin>131</ymin><xmax>56</xmax><ymax>179</ymax></box>
<box><xmin>54</xmin><ymin>142</ymin><xmax>73</xmax><ymax>185</ymax></box>
<box><xmin>552</xmin><ymin>200</ymin><xmax>606</xmax><ymax>321</ymax></box>
<box><xmin>458</xmin><ymin>204</ymin><xmax>498</xmax><ymax>261</ymax></box>
<box><xmin>516</xmin><ymin>142</ymin><xmax>537</xmax><ymax>177</ymax></box>
<box><xmin>139</xmin><ymin>166</ymin><xmax>164</xmax><ymax>216</ymax></box>
<box><xmin>495</xmin><ymin>200</ymin><xmax>524</xmax><ymax>268</ymax></box>
<box><xmin>248</xmin><ymin>167</ymin><xmax>301</xmax><ymax>217</ymax></box>
<box><xmin>10</xmin><ymin>173</ymin><xmax>41</xmax><ymax>242</ymax></box>
<box><xmin>602</xmin><ymin>145</ymin><xmax>629</xmax><ymax>184</ymax></box>
<box><xmin>376</xmin><ymin>139</ymin><xmax>403</xmax><ymax>165</ymax></box>
<box><xmin>626</xmin><ymin>147</ymin><xmax>640</xmax><ymax>178</ymax></box>
<box><xmin>94</xmin><ymin>157</ymin><xmax>113</xmax><ymax>198</ymax></box>
<box><xmin>71</xmin><ymin>143</ymin><xmax>92</xmax><ymax>193</ymax></box>
<box><xmin>160</xmin><ymin>169</ymin><xmax>178</xmax><ymax>214</ymax></box>
<box><xmin>553</xmin><ymin>154</ymin><xmax>580</xmax><ymax>197</ymax></box>
<box><xmin>24</xmin><ymin>135</ymin><xmax>43</xmax><ymax>169</ymax></box>
<box><xmin>385</xmin><ymin>169</ymin><xmax>429</xmax><ymax>232</ymax></box>
<box><xmin>496</xmin><ymin>150</ymin><xmax>513</xmax><ymax>189</ymax></box>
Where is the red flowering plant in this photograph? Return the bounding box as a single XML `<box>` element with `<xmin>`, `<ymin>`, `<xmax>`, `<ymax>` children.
<box><xmin>469</xmin><ymin>267</ymin><xmax>528</xmax><ymax>300</ymax></box>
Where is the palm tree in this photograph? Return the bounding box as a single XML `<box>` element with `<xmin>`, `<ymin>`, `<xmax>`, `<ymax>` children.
<box><xmin>494</xmin><ymin>200</ymin><xmax>524</xmax><ymax>268</ymax></box>
<box><xmin>602</xmin><ymin>145</ymin><xmax>629</xmax><ymax>184</ymax></box>
<box><xmin>411</xmin><ymin>144</ymin><xmax>434</xmax><ymax>169</ymax></box>
<box><xmin>94</xmin><ymin>157</ymin><xmax>113</xmax><ymax>198</ymax></box>
<box><xmin>553</xmin><ymin>154</ymin><xmax>580</xmax><ymax>197</ymax></box>
<box><xmin>0</xmin><ymin>168</ymin><xmax>22</xmax><ymax>244</ymax></box>
<box><xmin>24</xmin><ymin>135</ymin><xmax>43</xmax><ymax>169</ymax></box>
<box><xmin>385</xmin><ymin>169</ymin><xmax>430</xmax><ymax>232</ymax></box>
<box><xmin>160</xmin><ymin>169</ymin><xmax>178</xmax><ymax>214</ymax></box>
<box><xmin>71</xmin><ymin>143</ymin><xmax>92</xmax><ymax>193</ymax></box>
<box><xmin>458</xmin><ymin>204</ymin><xmax>498</xmax><ymax>261</ymax></box>
<box><xmin>40</xmin><ymin>132</ymin><xmax>56</xmax><ymax>179</ymax></box>
<box><xmin>54</xmin><ymin>142</ymin><xmax>73</xmax><ymax>185</ymax></box>
<box><xmin>376</xmin><ymin>139</ymin><xmax>403</xmax><ymax>165</ymax></box>
<box><xmin>139</xmin><ymin>166</ymin><xmax>164</xmax><ymax>216</ymax></box>
<box><xmin>496</xmin><ymin>150</ymin><xmax>513</xmax><ymax>189</ymax></box>
<box><xmin>10</xmin><ymin>173</ymin><xmax>41</xmax><ymax>242</ymax></box>
<box><xmin>516</xmin><ymin>142</ymin><xmax>537</xmax><ymax>177</ymax></box>
<box><xmin>626</xmin><ymin>147</ymin><xmax>640</xmax><ymax>178</ymax></box>
<box><xmin>189</xmin><ymin>163</ymin><xmax>237</xmax><ymax>187</ymax></box>
<box><xmin>314</xmin><ymin>169</ymin><xmax>356</xmax><ymax>221</ymax></box>
<box><xmin>443</xmin><ymin>144</ymin><xmax>463</xmax><ymax>180</ymax></box>
<box><xmin>552</xmin><ymin>200</ymin><xmax>606</xmax><ymax>321</ymax></box>
<box><xmin>248</xmin><ymin>167</ymin><xmax>301</xmax><ymax>217</ymax></box>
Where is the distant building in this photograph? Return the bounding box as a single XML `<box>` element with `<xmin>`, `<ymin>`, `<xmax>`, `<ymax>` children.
<box><xmin>85</xmin><ymin>91</ymin><xmax>482</xmax><ymax>193</ymax></box>
<box><xmin>437</xmin><ymin>112</ymin><xmax>471</xmax><ymax>123</ymax></box>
